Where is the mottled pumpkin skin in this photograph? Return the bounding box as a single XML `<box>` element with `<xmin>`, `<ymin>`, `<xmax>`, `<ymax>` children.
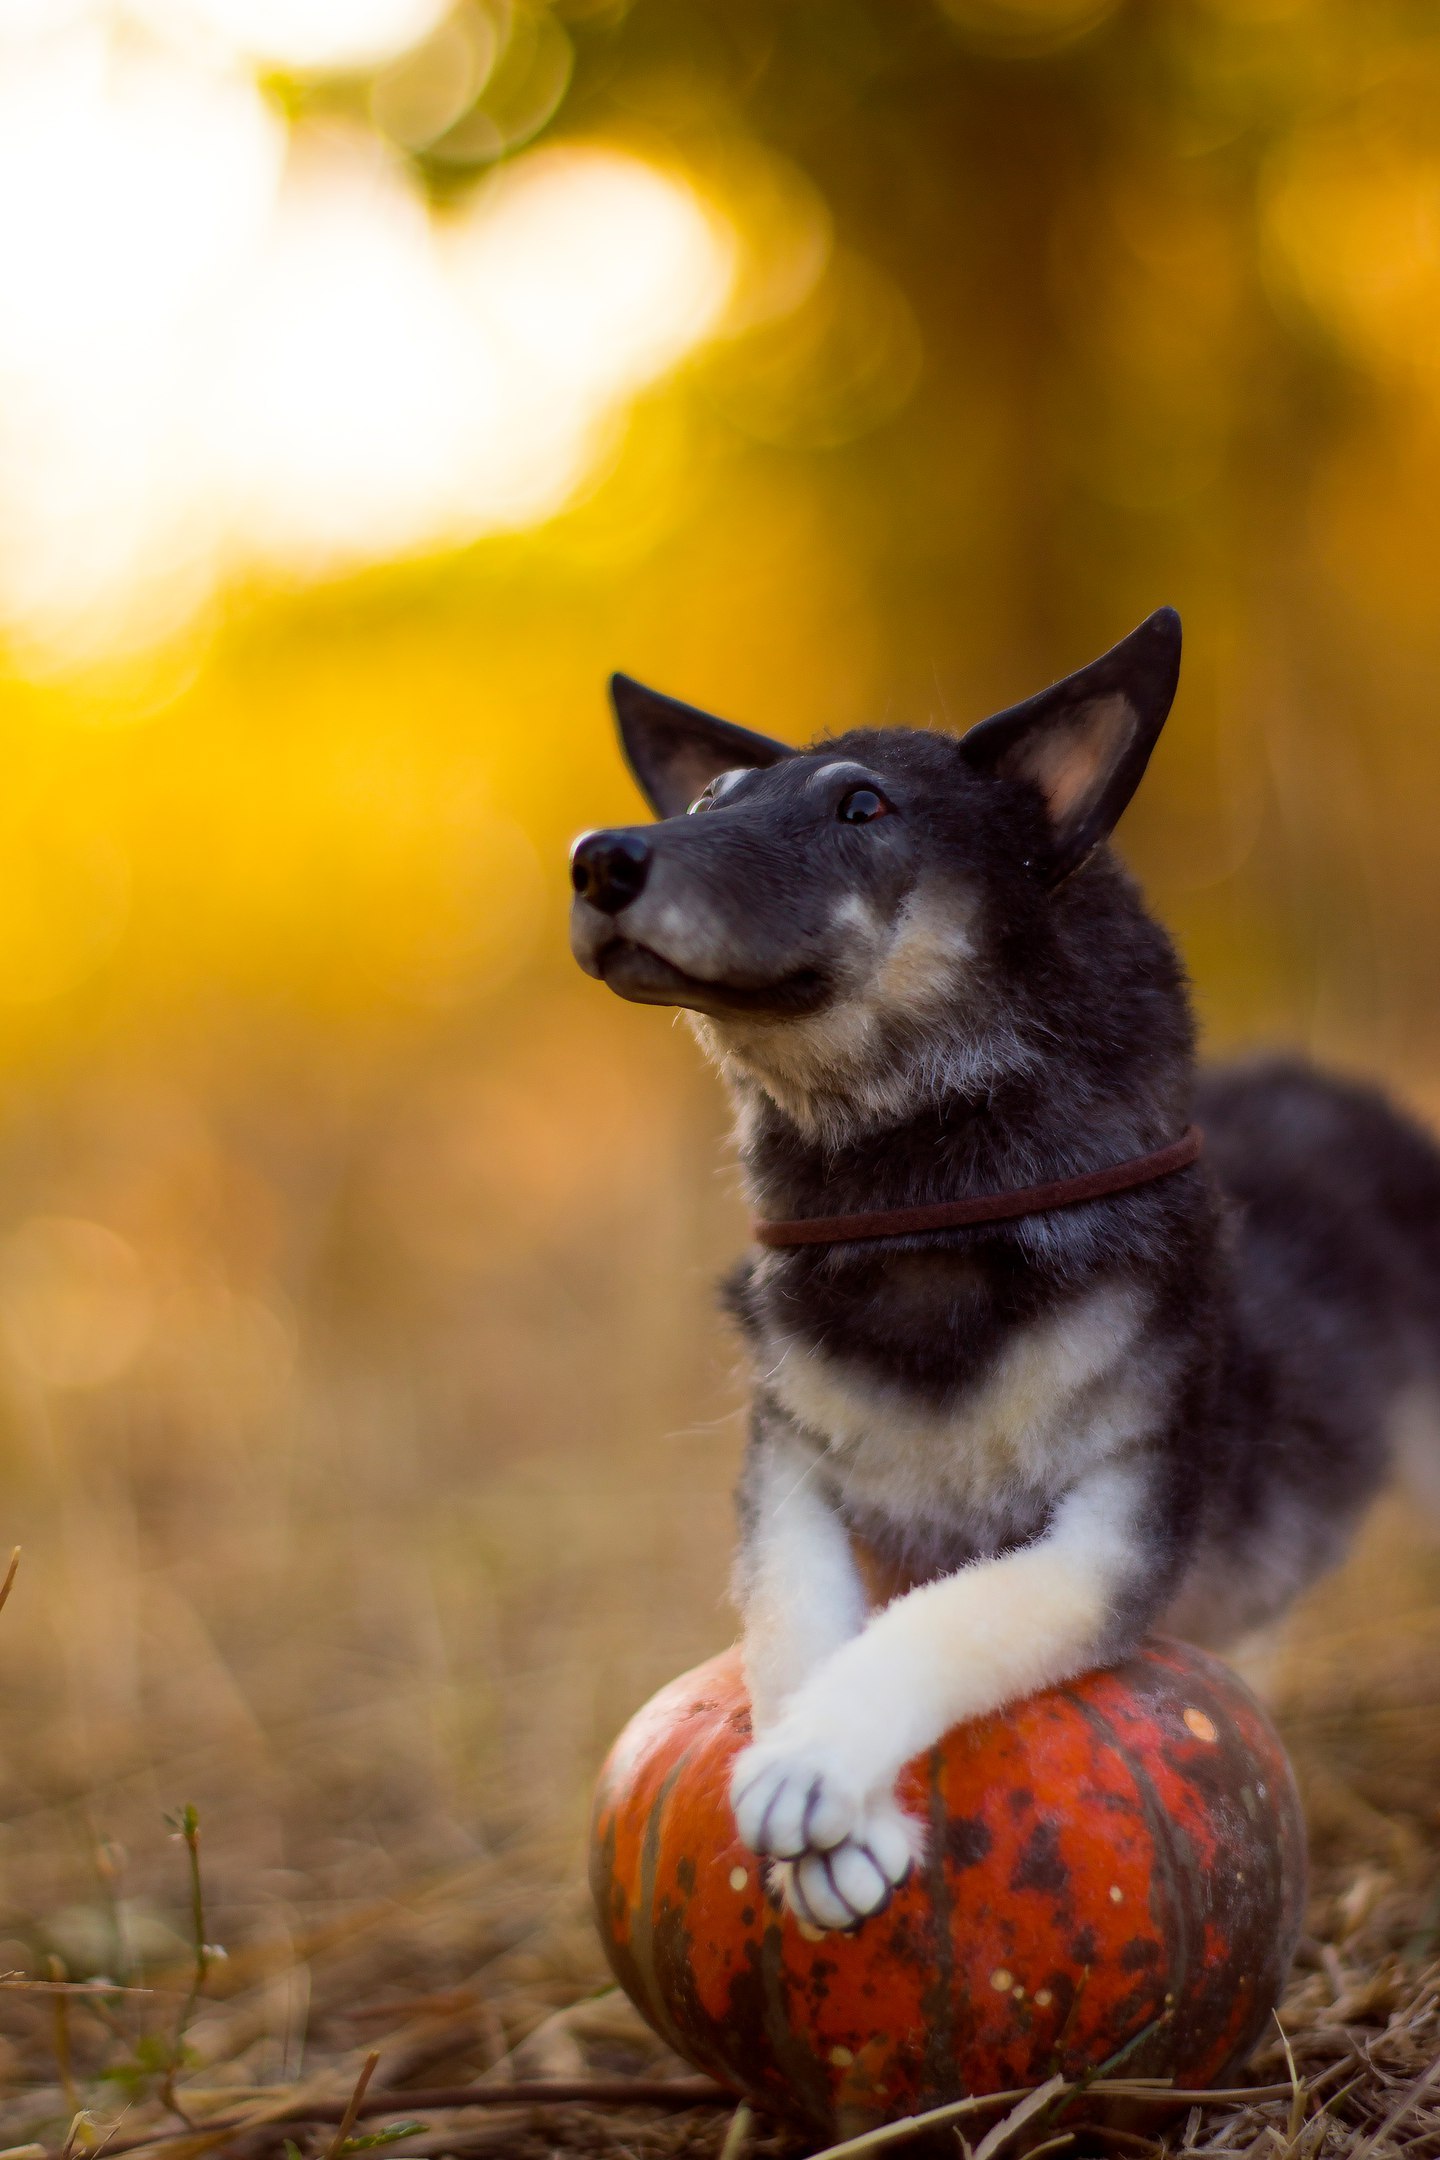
<box><xmin>590</xmin><ymin>1640</ymin><xmax>1306</xmax><ymax>2137</ymax></box>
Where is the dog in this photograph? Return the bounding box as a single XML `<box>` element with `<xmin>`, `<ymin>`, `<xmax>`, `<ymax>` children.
<box><xmin>568</xmin><ymin>609</ymin><xmax>1440</xmax><ymax>1933</ymax></box>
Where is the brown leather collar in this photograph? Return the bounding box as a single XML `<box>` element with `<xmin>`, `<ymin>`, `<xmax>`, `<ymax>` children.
<box><xmin>751</xmin><ymin>1124</ymin><xmax>1204</xmax><ymax>1248</ymax></box>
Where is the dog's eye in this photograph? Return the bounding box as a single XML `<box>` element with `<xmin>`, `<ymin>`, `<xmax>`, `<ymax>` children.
<box><xmin>837</xmin><ymin>786</ymin><xmax>890</xmax><ymax>824</ymax></box>
<box><xmin>688</xmin><ymin>767</ymin><xmax>751</xmax><ymax>816</ymax></box>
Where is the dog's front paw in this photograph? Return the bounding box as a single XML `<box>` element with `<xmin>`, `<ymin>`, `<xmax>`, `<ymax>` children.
<box><xmin>730</xmin><ymin>1732</ymin><xmax>863</xmax><ymax>1858</ymax></box>
<box><xmin>770</xmin><ymin>1797</ymin><xmax>922</xmax><ymax>1931</ymax></box>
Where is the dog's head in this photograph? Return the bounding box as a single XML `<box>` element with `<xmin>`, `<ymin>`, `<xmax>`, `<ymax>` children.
<box><xmin>569</xmin><ymin>610</ymin><xmax>1181</xmax><ymax>1130</ymax></box>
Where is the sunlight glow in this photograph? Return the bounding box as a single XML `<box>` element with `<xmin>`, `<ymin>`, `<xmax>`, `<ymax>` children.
<box><xmin>167</xmin><ymin>0</ymin><xmax>452</xmax><ymax>72</ymax></box>
<box><xmin>0</xmin><ymin>10</ymin><xmax>735</xmax><ymax>672</ymax></box>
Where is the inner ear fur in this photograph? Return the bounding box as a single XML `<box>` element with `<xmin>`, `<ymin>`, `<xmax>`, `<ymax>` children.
<box><xmin>609</xmin><ymin>674</ymin><xmax>794</xmax><ymax>819</ymax></box>
<box><xmin>959</xmin><ymin>607</ymin><xmax>1182</xmax><ymax>885</ymax></box>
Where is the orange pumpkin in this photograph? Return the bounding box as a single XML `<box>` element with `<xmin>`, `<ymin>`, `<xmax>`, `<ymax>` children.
<box><xmin>591</xmin><ymin>1639</ymin><xmax>1306</xmax><ymax>2137</ymax></box>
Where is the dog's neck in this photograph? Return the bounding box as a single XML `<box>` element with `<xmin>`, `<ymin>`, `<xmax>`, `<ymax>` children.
<box><xmin>715</xmin><ymin>1002</ymin><xmax>1190</xmax><ymax>1221</ymax></box>
<box><xmin>731</xmin><ymin>1080</ymin><xmax>1188</xmax><ymax>1230</ymax></box>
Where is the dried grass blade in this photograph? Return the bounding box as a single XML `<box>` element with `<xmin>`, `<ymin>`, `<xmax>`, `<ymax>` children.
<box><xmin>1272</xmin><ymin>2012</ymin><xmax>1307</xmax><ymax>2147</ymax></box>
<box><xmin>804</xmin><ymin>2077</ymin><xmax>1067</xmax><ymax>2160</ymax></box>
<box><xmin>321</xmin><ymin>2052</ymin><xmax>380</xmax><ymax>2160</ymax></box>
<box><xmin>1348</xmin><ymin>2050</ymin><xmax>1440</xmax><ymax>2160</ymax></box>
<box><xmin>718</xmin><ymin>2100</ymin><xmax>753</xmax><ymax>2160</ymax></box>
<box><xmin>1089</xmin><ymin>2083</ymin><xmax>1296</xmax><ymax>2106</ymax></box>
<box><xmin>973</xmin><ymin>2085</ymin><xmax>1074</xmax><ymax>2160</ymax></box>
<box><xmin>792</xmin><ymin>2086</ymin><xmax>1037</xmax><ymax>2160</ymax></box>
<box><xmin>1022</xmin><ymin>2138</ymin><xmax>1076</xmax><ymax>2160</ymax></box>
<box><xmin>0</xmin><ymin>1982</ymin><xmax>155</xmax><ymax>1999</ymax></box>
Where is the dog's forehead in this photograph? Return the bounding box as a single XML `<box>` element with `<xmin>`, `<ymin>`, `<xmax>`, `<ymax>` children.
<box><xmin>817</xmin><ymin>726</ymin><xmax>966</xmax><ymax>777</ymax></box>
<box><xmin>745</xmin><ymin>728</ymin><xmax>960</xmax><ymax>800</ymax></box>
<box><xmin>691</xmin><ymin>727</ymin><xmax>965</xmax><ymax>818</ymax></box>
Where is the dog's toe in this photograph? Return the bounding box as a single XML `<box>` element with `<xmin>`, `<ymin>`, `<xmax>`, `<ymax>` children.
<box><xmin>783</xmin><ymin>1839</ymin><xmax>891</xmax><ymax>1931</ymax></box>
<box><xmin>731</xmin><ymin>1742</ymin><xmax>858</xmax><ymax>1857</ymax></box>
<box><xmin>860</xmin><ymin>1801</ymin><xmax>921</xmax><ymax>1889</ymax></box>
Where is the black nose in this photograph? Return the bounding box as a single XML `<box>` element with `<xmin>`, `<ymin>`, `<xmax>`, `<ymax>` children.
<box><xmin>570</xmin><ymin>828</ymin><xmax>651</xmax><ymax>914</ymax></box>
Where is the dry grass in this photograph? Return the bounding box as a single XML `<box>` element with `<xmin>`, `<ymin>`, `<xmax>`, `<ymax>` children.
<box><xmin>0</xmin><ymin>1515</ymin><xmax>1437</xmax><ymax>2160</ymax></box>
<box><xmin>0</xmin><ymin>1526</ymin><xmax>1431</xmax><ymax>2160</ymax></box>
<box><xmin>0</xmin><ymin>1027</ymin><xmax>1435</xmax><ymax>2159</ymax></box>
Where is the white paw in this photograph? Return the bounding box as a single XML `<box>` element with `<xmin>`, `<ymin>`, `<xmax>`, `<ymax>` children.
<box><xmin>769</xmin><ymin>1799</ymin><xmax>922</xmax><ymax>1931</ymax></box>
<box><xmin>731</xmin><ymin>1732</ymin><xmax>864</xmax><ymax>1857</ymax></box>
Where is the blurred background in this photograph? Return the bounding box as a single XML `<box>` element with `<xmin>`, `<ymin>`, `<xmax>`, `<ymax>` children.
<box><xmin>0</xmin><ymin>0</ymin><xmax>1438</xmax><ymax>2137</ymax></box>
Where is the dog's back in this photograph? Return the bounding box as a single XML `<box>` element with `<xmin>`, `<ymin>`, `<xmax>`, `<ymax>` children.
<box><xmin>1164</xmin><ymin>1057</ymin><xmax>1440</xmax><ymax>1645</ymax></box>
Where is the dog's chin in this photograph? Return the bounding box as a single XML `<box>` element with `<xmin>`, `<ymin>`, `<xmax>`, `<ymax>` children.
<box><xmin>593</xmin><ymin>938</ymin><xmax>830</xmax><ymax>1018</ymax></box>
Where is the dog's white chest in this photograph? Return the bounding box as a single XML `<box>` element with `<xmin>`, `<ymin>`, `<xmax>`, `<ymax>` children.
<box><xmin>759</xmin><ymin>1282</ymin><xmax>1154</xmax><ymax>1527</ymax></box>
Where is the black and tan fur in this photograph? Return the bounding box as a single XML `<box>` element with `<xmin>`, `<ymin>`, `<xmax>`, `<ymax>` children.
<box><xmin>568</xmin><ymin>612</ymin><xmax>1440</xmax><ymax>1932</ymax></box>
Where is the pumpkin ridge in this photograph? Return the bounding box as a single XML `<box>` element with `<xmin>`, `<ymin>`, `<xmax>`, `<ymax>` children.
<box><xmin>628</xmin><ymin>1755</ymin><xmax>699</xmax><ymax>2067</ymax></box>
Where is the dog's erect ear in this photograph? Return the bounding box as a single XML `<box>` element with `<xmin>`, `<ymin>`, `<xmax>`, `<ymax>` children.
<box><xmin>609</xmin><ymin>674</ymin><xmax>794</xmax><ymax>819</ymax></box>
<box><xmin>958</xmin><ymin>608</ymin><xmax>1182</xmax><ymax>885</ymax></box>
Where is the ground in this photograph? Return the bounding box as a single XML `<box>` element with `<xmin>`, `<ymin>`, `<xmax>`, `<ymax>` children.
<box><xmin>0</xmin><ymin>1497</ymin><xmax>1435</xmax><ymax>2160</ymax></box>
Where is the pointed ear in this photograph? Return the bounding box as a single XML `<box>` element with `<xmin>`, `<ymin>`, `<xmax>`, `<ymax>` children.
<box><xmin>959</xmin><ymin>608</ymin><xmax>1182</xmax><ymax>885</ymax></box>
<box><xmin>609</xmin><ymin>674</ymin><xmax>794</xmax><ymax>819</ymax></box>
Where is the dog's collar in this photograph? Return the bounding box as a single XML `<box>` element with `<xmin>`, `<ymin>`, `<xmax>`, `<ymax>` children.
<box><xmin>751</xmin><ymin>1125</ymin><xmax>1204</xmax><ymax>1248</ymax></box>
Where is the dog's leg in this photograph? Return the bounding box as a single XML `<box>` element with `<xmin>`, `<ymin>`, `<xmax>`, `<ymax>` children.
<box><xmin>730</xmin><ymin>1456</ymin><xmax>1160</xmax><ymax>1929</ymax></box>
<box><xmin>734</xmin><ymin>1419</ymin><xmax>918</xmax><ymax>1928</ymax></box>
<box><xmin>736</xmin><ymin>1421</ymin><xmax>869</xmax><ymax>1729</ymax></box>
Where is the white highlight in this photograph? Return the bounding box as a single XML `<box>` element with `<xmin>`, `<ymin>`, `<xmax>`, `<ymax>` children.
<box><xmin>0</xmin><ymin>9</ymin><xmax>734</xmax><ymax>670</ymax></box>
<box><xmin>168</xmin><ymin>0</ymin><xmax>451</xmax><ymax>71</ymax></box>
